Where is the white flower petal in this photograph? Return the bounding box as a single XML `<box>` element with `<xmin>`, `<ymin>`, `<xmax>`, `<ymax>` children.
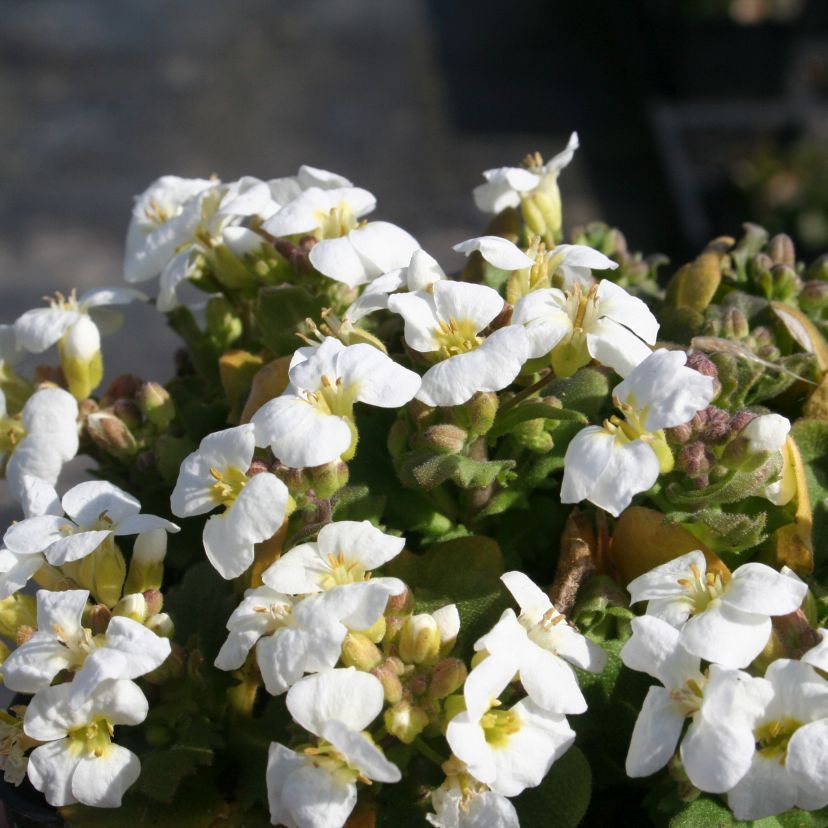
<box><xmin>21</xmin><ymin>388</ymin><xmax>79</xmax><ymax>461</ymax></box>
<box><xmin>626</xmin><ymin>551</ymin><xmax>707</xmax><ymax>605</ymax></box>
<box><xmin>387</xmin><ymin>290</ymin><xmax>441</xmax><ymax>353</ymax></box>
<box><xmin>336</xmin><ymin>344</ymin><xmax>421</xmax><ymax>407</ymax></box>
<box><xmin>1</xmin><ymin>633</ymin><xmax>74</xmax><ymax>694</ymax></box>
<box><xmin>14</xmin><ymin>309</ymin><xmax>78</xmax><ymax>354</ymax></box>
<box><xmin>680</xmin><ymin>603</ymin><xmax>771</xmax><ymax>668</ymax></box>
<box><xmin>317</xmin><ymin>521</ymin><xmax>405</xmax><ymax>572</ymax></box>
<box><xmin>626</xmin><ymin>687</ymin><xmax>685</xmax><ymax>777</ymax></box>
<box><xmin>595</xmin><ymin>280</ymin><xmax>658</xmax><ymax>343</ymax></box>
<box><xmin>787</xmin><ymin>719</ymin><xmax>828</xmax><ymax>802</ymax></box>
<box><xmin>203</xmin><ymin>472</ymin><xmax>288</xmax><ymax>580</ymax></box>
<box><xmin>72</xmin><ymin>744</ymin><xmax>141</xmax><ymax>808</ymax></box>
<box><xmin>446</xmin><ymin>712</ymin><xmax>496</xmax><ymax>784</ymax></box>
<box><xmin>560</xmin><ymin>427</ymin><xmax>615</xmax><ymax>506</ymax></box>
<box><xmin>723</xmin><ymin>562</ymin><xmax>807</xmax><ymax>616</ymax></box>
<box><xmin>620</xmin><ymin>615</ymin><xmax>699</xmax><ymax>688</ymax></box>
<box><xmin>463</xmin><ymin>653</ymin><xmax>518</xmax><ymax>721</ymax></box>
<box><xmin>27</xmin><ymin>739</ymin><xmax>79</xmax><ymax>807</ymax></box>
<box><xmin>287</xmin><ymin>668</ymin><xmax>385</xmax><ymax>737</ymax></box>
<box><xmin>586</xmin><ymin>317</ymin><xmax>652</xmax><ymax>378</ymax></box>
<box><xmin>61</xmin><ymin>480</ymin><xmax>140</xmax><ymax>527</ymax></box>
<box><xmin>406</xmin><ymin>249</ymin><xmax>446</xmax><ymax>291</ymax></box>
<box><xmin>45</xmin><ymin>530</ymin><xmax>113</xmax><ymax>566</ymax></box>
<box><xmin>266</xmin><ymin>743</ymin><xmax>308</xmax><ymax>828</ymax></box>
<box><xmin>282</xmin><ymin>762</ymin><xmax>357</xmax><ymax>828</ymax></box>
<box><xmin>156</xmin><ymin>249</ymin><xmax>196</xmax><ymax>313</ymax></box>
<box><xmin>453</xmin><ymin>237</ymin><xmax>534</xmax><ymax>271</ymax></box>
<box><xmin>433</xmin><ymin>281</ymin><xmax>505</xmax><ymax>333</ymax></box>
<box><xmin>19</xmin><ymin>476</ymin><xmax>62</xmax><ymax>518</ymax></box>
<box><xmin>727</xmin><ymin>755</ymin><xmax>797</xmax><ymax>821</ymax></box>
<box><xmin>3</xmin><ymin>514</ymin><xmax>75</xmax><ymax>557</ymax></box>
<box><xmin>544</xmin><ymin>132</ymin><xmax>580</xmax><ymax>174</ymax></box>
<box><xmin>36</xmin><ymin>588</ymin><xmax>88</xmax><ymax>634</ymax></box>
<box><xmin>348</xmin><ymin>221</ymin><xmax>420</xmax><ymax>276</ymax></box>
<box><xmin>321</xmin><ymin>720</ymin><xmax>400</xmax><ymax>783</ymax></box>
<box><xmin>256</xmin><ymin>629</ymin><xmax>310</xmax><ymax>696</ymax></box>
<box><xmin>252</xmin><ymin>395</ymin><xmax>352</xmax><ymax>468</ymax></box>
<box><xmin>511</xmin><ymin>288</ymin><xmax>572</xmax><ymax>359</ymax></box>
<box><xmin>417</xmin><ymin>326</ymin><xmax>529</xmax><ymax>407</ymax></box>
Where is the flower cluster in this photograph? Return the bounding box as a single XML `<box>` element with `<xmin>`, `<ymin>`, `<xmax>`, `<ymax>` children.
<box><xmin>0</xmin><ymin>132</ymin><xmax>823</xmax><ymax>828</ymax></box>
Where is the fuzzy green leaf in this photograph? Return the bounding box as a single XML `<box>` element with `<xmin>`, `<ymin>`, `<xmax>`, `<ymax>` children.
<box><xmin>515</xmin><ymin>746</ymin><xmax>592</xmax><ymax>828</ymax></box>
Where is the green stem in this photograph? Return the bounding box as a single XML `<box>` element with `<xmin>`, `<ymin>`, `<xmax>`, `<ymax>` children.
<box><xmin>498</xmin><ymin>370</ymin><xmax>554</xmax><ymax>414</ymax></box>
<box><xmin>412</xmin><ymin>738</ymin><xmax>447</xmax><ymax>767</ymax></box>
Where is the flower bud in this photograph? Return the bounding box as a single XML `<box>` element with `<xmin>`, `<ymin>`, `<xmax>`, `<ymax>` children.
<box><xmin>145</xmin><ymin>612</ymin><xmax>174</xmax><ymax>639</ymax></box>
<box><xmin>799</xmin><ymin>280</ymin><xmax>828</xmax><ymax>314</ymax></box>
<box><xmin>306</xmin><ymin>460</ymin><xmax>349</xmax><ymax>499</ymax></box>
<box><xmin>700</xmin><ymin>407</ymin><xmax>731</xmax><ymax>443</ymax></box>
<box><xmin>442</xmin><ymin>694</ymin><xmax>467</xmax><ymax>726</ymax></box>
<box><xmin>84</xmin><ymin>604</ymin><xmax>112</xmax><ymax>636</ymax></box>
<box><xmin>142</xmin><ymin>589</ymin><xmax>164</xmax><ymax>617</ymax></box>
<box><xmin>137</xmin><ymin>382</ymin><xmax>175</xmax><ymax>428</ymax></box>
<box><xmin>665</xmin><ymin>422</ymin><xmax>693</xmax><ymax>444</ymax></box>
<box><xmin>247</xmin><ymin>459</ymin><xmax>270</xmax><ymax>477</ymax></box>
<box><xmin>59</xmin><ymin>315</ymin><xmax>103</xmax><ymax>400</ymax></box>
<box><xmin>511</xmin><ymin>417</ymin><xmax>554</xmax><ymax>453</ymax></box>
<box><xmin>124</xmin><ymin>529</ymin><xmax>167</xmax><ymax>594</ymax></box>
<box><xmin>420</xmin><ymin>424</ymin><xmax>467</xmax><ymax>455</ymax></box>
<box><xmin>86</xmin><ymin>412</ymin><xmax>139</xmax><ymax>457</ymax></box>
<box><xmin>371</xmin><ymin>657</ymin><xmax>405</xmax><ymax>704</ymax></box>
<box><xmin>723</xmin><ymin>308</ymin><xmax>750</xmax><ymax>341</ymax></box>
<box><xmin>144</xmin><ymin>642</ymin><xmax>185</xmax><ymax>684</ymax></box>
<box><xmin>77</xmin><ymin>538</ymin><xmax>127</xmax><ymax>609</ymax></box>
<box><xmin>678</xmin><ymin>441</ymin><xmax>713</xmax><ymax>477</ymax></box>
<box><xmin>386</xmin><ymin>419</ymin><xmax>411</xmax><ymax>459</ymax></box>
<box><xmin>112</xmin><ymin>593</ymin><xmax>148</xmax><ymax>623</ymax></box>
<box><xmin>728</xmin><ymin>410</ymin><xmax>757</xmax><ymax>435</ymax></box>
<box><xmin>357</xmin><ymin>615</ymin><xmax>386</xmax><ymax>645</ymax></box>
<box><xmin>399</xmin><ymin>614</ymin><xmax>442</xmax><ymax>666</ymax></box>
<box><xmin>428</xmin><ymin>658</ymin><xmax>467</xmax><ymax>700</ymax></box>
<box><xmin>0</xmin><ymin>594</ymin><xmax>37</xmax><ymax>639</ymax></box>
<box><xmin>15</xmin><ymin>625</ymin><xmax>34</xmax><ymax>646</ymax></box>
<box><xmin>112</xmin><ymin>399</ymin><xmax>143</xmax><ymax>430</ymax></box>
<box><xmin>383</xmin><ymin>700</ymin><xmax>430</xmax><ymax>744</ymax></box>
<box><xmin>768</xmin><ymin>233</ymin><xmax>795</xmax><ymax>267</ymax></box>
<box><xmin>341</xmin><ymin>633</ymin><xmax>383</xmax><ymax>671</ymax></box>
<box><xmin>102</xmin><ymin>374</ymin><xmax>142</xmax><ymax>405</ymax></box>
<box><xmin>461</xmin><ymin>392</ymin><xmax>498</xmax><ymax>436</ymax></box>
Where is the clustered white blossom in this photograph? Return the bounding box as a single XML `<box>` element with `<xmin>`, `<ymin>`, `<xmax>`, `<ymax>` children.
<box><xmin>0</xmin><ymin>137</ymin><xmax>815</xmax><ymax>827</ymax></box>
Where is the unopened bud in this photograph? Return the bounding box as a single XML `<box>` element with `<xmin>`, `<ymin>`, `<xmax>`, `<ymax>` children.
<box><xmin>144</xmin><ymin>642</ymin><xmax>185</xmax><ymax>684</ymax></box>
<box><xmin>86</xmin><ymin>412</ymin><xmax>139</xmax><ymax>457</ymax></box>
<box><xmin>78</xmin><ymin>538</ymin><xmax>127</xmax><ymax>608</ymax></box>
<box><xmin>247</xmin><ymin>459</ymin><xmax>269</xmax><ymax>477</ymax></box>
<box><xmin>420</xmin><ymin>424</ymin><xmax>467</xmax><ymax>455</ymax></box>
<box><xmin>0</xmin><ymin>594</ymin><xmax>36</xmax><ymax>639</ymax></box>
<box><xmin>103</xmin><ymin>374</ymin><xmax>142</xmax><ymax>404</ymax></box>
<box><xmin>371</xmin><ymin>657</ymin><xmax>405</xmax><ymax>704</ymax></box>
<box><xmin>720</xmin><ymin>436</ymin><xmax>750</xmax><ymax>469</ymax></box>
<box><xmin>428</xmin><ymin>658</ymin><xmax>467</xmax><ymax>700</ymax></box>
<box><xmin>384</xmin><ymin>700</ymin><xmax>430</xmax><ymax>744</ymax></box>
<box><xmin>461</xmin><ymin>392</ymin><xmax>498</xmax><ymax>436</ymax></box>
<box><xmin>701</xmin><ymin>407</ymin><xmax>731</xmax><ymax>443</ymax></box>
<box><xmin>85</xmin><ymin>604</ymin><xmax>112</xmax><ymax>636</ymax></box>
<box><xmin>723</xmin><ymin>308</ymin><xmax>750</xmax><ymax>341</ymax></box>
<box><xmin>142</xmin><ymin>589</ymin><xmax>164</xmax><ymax>617</ymax></box>
<box><xmin>124</xmin><ymin>528</ymin><xmax>167</xmax><ymax>594</ymax></box>
<box><xmin>112</xmin><ymin>399</ymin><xmax>143</xmax><ymax>430</ymax></box>
<box><xmin>387</xmin><ymin>419</ymin><xmax>411</xmax><ymax>458</ymax></box>
<box><xmin>399</xmin><ymin>614</ymin><xmax>442</xmax><ymax>666</ymax></box>
<box><xmin>386</xmin><ymin>588</ymin><xmax>414</xmax><ymax>617</ymax></box>
<box><xmin>113</xmin><ymin>593</ymin><xmax>148</xmax><ymax>622</ymax></box>
<box><xmin>306</xmin><ymin>460</ymin><xmax>349</xmax><ymax>499</ymax></box>
<box><xmin>768</xmin><ymin>233</ymin><xmax>795</xmax><ymax>267</ymax></box>
<box><xmin>665</xmin><ymin>422</ymin><xmax>694</xmax><ymax>444</ymax></box>
<box><xmin>145</xmin><ymin>612</ymin><xmax>174</xmax><ymax>639</ymax></box>
<box><xmin>15</xmin><ymin>626</ymin><xmax>34</xmax><ymax>646</ymax></box>
<box><xmin>60</xmin><ymin>315</ymin><xmax>103</xmax><ymax>400</ymax></box>
<box><xmin>800</xmin><ymin>280</ymin><xmax>828</xmax><ymax>314</ymax></box>
<box><xmin>137</xmin><ymin>382</ymin><xmax>175</xmax><ymax>428</ymax></box>
<box><xmin>341</xmin><ymin>633</ymin><xmax>383</xmax><ymax>671</ymax></box>
<box><xmin>678</xmin><ymin>441</ymin><xmax>713</xmax><ymax>477</ymax></box>
<box><xmin>728</xmin><ymin>410</ymin><xmax>757</xmax><ymax>435</ymax></box>
<box><xmin>357</xmin><ymin>615</ymin><xmax>386</xmax><ymax>645</ymax></box>
<box><xmin>442</xmin><ymin>694</ymin><xmax>467</xmax><ymax>726</ymax></box>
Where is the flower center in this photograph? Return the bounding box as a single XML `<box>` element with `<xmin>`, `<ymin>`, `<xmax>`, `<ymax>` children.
<box><xmin>302</xmin><ymin>738</ymin><xmax>369</xmax><ymax>785</ymax></box>
<box><xmin>676</xmin><ymin>563</ymin><xmax>726</xmax><ymax>615</ymax></box>
<box><xmin>755</xmin><ymin>717</ymin><xmax>802</xmax><ymax>762</ymax></box>
<box><xmin>254</xmin><ymin>601</ymin><xmax>293</xmax><ymax>632</ymax></box>
<box><xmin>143</xmin><ymin>198</ymin><xmax>176</xmax><ymax>226</ymax></box>
<box><xmin>316</xmin><ymin>204</ymin><xmax>358</xmax><ymax>240</ymax></box>
<box><xmin>45</xmin><ymin>289</ymin><xmax>79</xmax><ymax>313</ymax></box>
<box><xmin>0</xmin><ymin>415</ymin><xmax>25</xmax><ymax>455</ymax></box>
<box><xmin>319</xmin><ymin>551</ymin><xmax>368</xmax><ymax>590</ymax></box>
<box><xmin>434</xmin><ymin>317</ymin><xmax>481</xmax><ymax>358</ymax></box>
<box><xmin>670</xmin><ymin>676</ymin><xmax>706</xmax><ymax>717</ymax></box>
<box><xmin>209</xmin><ymin>466</ymin><xmax>248</xmax><ymax>507</ymax></box>
<box><xmin>305</xmin><ymin>375</ymin><xmax>359</xmax><ymax>419</ymax></box>
<box><xmin>480</xmin><ymin>706</ymin><xmax>521</xmax><ymax>748</ymax></box>
<box><xmin>52</xmin><ymin>623</ymin><xmax>98</xmax><ymax>670</ymax></box>
<box><xmin>68</xmin><ymin>718</ymin><xmax>114</xmax><ymax>759</ymax></box>
<box><xmin>524</xmin><ymin>607</ymin><xmax>567</xmax><ymax>652</ymax></box>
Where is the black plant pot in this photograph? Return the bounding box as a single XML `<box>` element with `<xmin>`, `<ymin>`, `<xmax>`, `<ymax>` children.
<box><xmin>0</xmin><ymin>774</ymin><xmax>62</xmax><ymax>828</ymax></box>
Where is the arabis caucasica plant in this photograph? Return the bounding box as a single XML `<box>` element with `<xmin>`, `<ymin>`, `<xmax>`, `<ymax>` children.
<box><xmin>0</xmin><ymin>140</ymin><xmax>825</xmax><ymax>827</ymax></box>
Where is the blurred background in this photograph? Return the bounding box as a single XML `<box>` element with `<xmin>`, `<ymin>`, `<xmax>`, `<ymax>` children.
<box><xmin>1</xmin><ymin>0</ymin><xmax>828</xmax><ymax>384</ymax></box>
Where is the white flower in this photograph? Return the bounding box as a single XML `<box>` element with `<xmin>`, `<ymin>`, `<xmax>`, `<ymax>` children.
<box><xmin>4</xmin><ymin>479</ymin><xmax>178</xmax><ymax>569</ymax></box>
<box><xmin>14</xmin><ymin>288</ymin><xmax>147</xmax><ymax>400</ymax></box>
<box><xmin>474</xmin><ymin>571</ymin><xmax>606</xmax><ymax>714</ymax></box>
<box><xmin>309</xmin><ymin>221</ymin><xmax>421</xmax><ymax>288</ymax></box>
<box><xmin>725</xmin><ymin>660</ymin><xmax>828</xmax><ymax>820</ymax></box>
<box><xmin>446</xmin><ymin>652</ymin><xmax>575</xmax><ymax>797</ymax></box>
<box><xmin>561</xmin><ymin>349</ymin><xmax>716</xmax><ymax>516</ymax></box>
<box><xmin>512</xmin><ymin>279</ymin><xmax>658</xmax><ymax>377</ymax></box>
<box><xmin>252</xmin><ymin>338</ymin><xmax>420</xmax><ymax>468</ymax></box>
<box><xmin>267</xmin><ymin>669</ymin><xmax>400</xmax><ymax>828</ymax></box>
<box><xmin>215</xmin><ymin>584</ymin><xmax>390</xmax><ymax>695</ymax></box>
<box><xmin>170</xmin><ymin>424</ymin><xmax>289</xmax><ymax>579</ymax></box>
<box><xmin>24</xmin><ymin>679</ymin><xmax>147</xmax><ymax>807</ymax></box>
<box><xmin>263</xmin><ymin>165</ymin><xmax>354</xmax><ymax>216</ymax></box>
<box><xmin>344</xmin><ymin>248</ymin><xmax>447</xmax><ymax>323</ymax></box>
<box><xmin>0</xmin><ymin>387</ymin><xmax>78</xmax><ymax>500</ymax></box>
<box><xmin>2</xmin><ymin>588</ymin><xmax>170</xmax><ymax>704</ymax></box>
<box><xmin>538</xmin><ymin>244</ymin><xmax>619</xmax><ymax>290</ymax></box>
<box><xmin>124</xmin><ymin>175</ymin><xmax>217</xmax><ymax>284</ymax></box>
<box><xmin>427</xmin><ymin>779</ymin><xmax>519</xmax><ymax>828</ymax></box>
<box><xmin>388</xmin><ymin>281</ymin><xmax>530</xmax><ymax>407</ymax></box>
<box><xmin>261</xmin><ymin>520</ymin><xmax>405</xmax><ymax>598</ymax></box>
<box><xmin>452</xmin><ymin>236</ymin><xmax>535</xmax><ymax>271</ymax></box>
<box><xmin>473</xmin><ymin>132</ymin><xmax>579</xmax><ymax>214</ymax></box>
<box><xmin>741</xmin><ymin>413</ymin><xmax>796</xmax><ymax>505</ymax></box>
<box><xmin>627</xmin><ymin>550</ymin><xmax>808</xmax><ymax>668</ymax></box>
<box><xmin>620</xmin><ymin>615</ymin><xmax>760</xmax><ymax>787</ymax></box>
<box><xmin>263</xmin><ymin>186</ymin><xmax>376</xmax><ymax>239</ymax></box>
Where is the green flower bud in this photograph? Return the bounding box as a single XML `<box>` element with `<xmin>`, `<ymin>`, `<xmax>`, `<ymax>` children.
<box><xmin>59</xmin><ymin>316</ymin><xmax>103</xmax><ymax>400</ymax></box>
<box><xmin>73</xmin><ymin>537</ymin><xmax>127</xmax><ymax>608</ymax></box>
<box><xmin>145</xmin><ymin>612</ymin><xmax>174</xmax><ymax>639</ymax></box>
<box><xmin>137</xmin><ymin>382</ymin><xmax>175</xmax><ymax>428</ymax></box>
<box><xmin>112</xmin><ymin>593</ymin><xmax>148</xmax><ymax>623</ymax></box>
<box><xmin>86</xmin><ymin>412</ymin><xmax>139</xmax><ymax>458</ymax></box>
<box><xmin>459</xmin><ymin>392</ymin><xmax>498</xmax><ymax>437</ymax></box>
<box><xmin>428</xmin><ymin>658</ymin><xmax>468</xmax><ymax>700</ymax></box>
<box><xmin>371</xmin><ymin>657</ymin><xmax>405</xmax><ymax>704</ymax></box>
<box><xmin>383</xmin><ymin>700</ymin><xmax>430</xmax><ymax>744</ymax></box>
<box><xmin>768</xmin><ymin>233</ymin><xmax>796</xmax><ymax>267</ymax></box>
<box><xmin>306</xmin><ymin>460</ymin><xmax>350</xmax><ymax>499</ymax></box>
<box><xmin>124</xmin><ymin>528</ymin><xmax>167</xmax><ymax>594</ymax></box>
<box><xmin>341</xmin><ymin>632</ymin><xmax>383</xmax><ymax>671</ymax></box>
<box><xmin>387</xmin><ymin>419</ymin><xmax>411</xmax><ymax>459</ymax></box>
<box><xmin>420</xmin><ymin>424</ymin><xmax>467</xmax><ymax>455</ymax></box>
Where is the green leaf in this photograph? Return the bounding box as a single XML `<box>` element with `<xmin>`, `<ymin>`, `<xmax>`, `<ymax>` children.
<box><xmin>489</xmin><ymin>401</ymin><xmax>587</xmax><ymax>439</ymax></box>
<box><xmin>255</xmin><ymin>285</ymin><xmax>325</xmax><ymax>355</ymax></box>
<box><xmin>515</xmin><ymin>746</ymin><xmax>592</xmax><ymax>828</ymax></box>
<box><xmin>669</xmin><ymin>796</ymin><xmax>828</xmax><ymax>828</ymax></box>
<box><xmin>450</xmin><ymin>455</ymin><xmax>515</xmax><ymax>489</ymax></box>
<box><xmin>545</xmin><ymin>366</ymin><xmax>613</xmax><ymax>420</ymax></box>
<box><xmin>330</xmin><ymin>484</ymin><xmax>386</xmax><ymax>524</ymax></box>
